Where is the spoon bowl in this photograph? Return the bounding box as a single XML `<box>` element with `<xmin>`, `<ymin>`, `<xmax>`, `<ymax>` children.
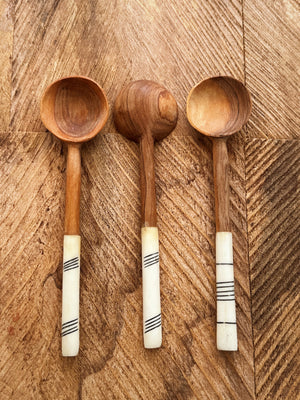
<box><xmin>186</xmin><ymin>76</ymin><xmax>251</xmax><ymax>137</ymax></box>
<box><xmin>41</xmin><ymin>76</ymin><xmax>109</xmax><ymax>142</ymax></box>
<box><xmin>114</xmin><ymin>79</ymin><xmax>178</xmax><ymax>142</ymax></box>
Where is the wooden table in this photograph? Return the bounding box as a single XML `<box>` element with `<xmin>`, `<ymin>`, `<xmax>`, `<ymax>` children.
<box><xmin>0</xmin><ymin>1</ymin><xmax>299</xmax><ymax>399</ymax></box>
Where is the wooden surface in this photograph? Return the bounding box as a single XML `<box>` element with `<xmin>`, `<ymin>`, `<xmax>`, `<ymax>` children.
<box><xmin>0</xmin><ymin>0</ymin><xmax>299</xmax><ymax>399</ymax></box>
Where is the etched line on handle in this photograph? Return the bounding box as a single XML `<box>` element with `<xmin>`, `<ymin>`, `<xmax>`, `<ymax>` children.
<box><xmin>217</xmin><ymin>290</ymin><xmax>234</xmax><ymax>297</ymax></box>
<box><xmin>143</xmin><ymin>252</ymin><xmax>159</xmax><ymax>268</ymax></box>
<box><xmin>145</xmin><ymin>313</ymin><xmax>161</xmax><ymax>334</ymax></box>
<box><xmin>62</xmin><ymin>318</ymin><xmax>78</xmax><ymax>337</ymax></box>
<box><xmin>217</xmin><ymin>280</ymin><xmax>235</xmax><ymax>301</ymax></box>
<box><xmin>216</xmin><ymin>263</ymin><xmax>233</xmax><ymax>265</ymax></box>
<box><xmin>217</xmin><ymin>299</ymin><xmax>236</xmax><ymax>301</ymax></box>
<box><xmin>217</xmin><ymin>290</ymin><xmax>235</xmax><ymax>294</ymax></box>
<box><xmin>63</xmin><ymin>257</ymin><xmax>79</xmax><ymax>272</ymax></box>
<box><xmin>62</xmin><ymin>318</ymin><xmax>78</xmax><ymax>329</ymax></box>
<box><xmin>217</xmin><ymin>322</ymin><xmax>236</xmax><ymax>324</ymax></box>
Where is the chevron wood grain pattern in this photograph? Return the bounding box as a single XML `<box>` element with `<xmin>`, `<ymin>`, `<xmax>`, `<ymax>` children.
<box><xmin>0</xmin><ymin>132</ymin><xmax>80</xmax><ymax>399</ymax></box>
<box><xmin>78</xmin><ymin>132</ymin><xmax>254</xmax><ymax>400</ymax></box>
<box><xmin>246</xmin><ymin>139</ymin><xmax>300</xmax><ymax>400</ymax></box>
<box><xmin>244</xmin><ymin>0</ymin><xmax>300</xmax><ymax>139</ymax></box>
<box><xmin>0</xmin><ymin>0</ymin><xmax>298</xmax><ymax>399</ymax></box>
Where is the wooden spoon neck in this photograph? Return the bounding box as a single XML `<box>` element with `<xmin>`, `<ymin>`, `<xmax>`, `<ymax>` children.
<box><xmin>140</xmin><ymin>131</ymin><xmax>152</xmax><ymax>151</ymax></box>
<box><xmin>67</xmin><ymin>142</ymin><xmax>82</xmax><ymax>153</ymax></box>
<box><xmin>212</xmin><ymin>137</ymin><xmax>231</xmax><ymax>232</ymax></box>
<box><xmin>139</xmin><ymin>132</ymin><xmax>157</xmax><ymax>227</ymax></box>
<box><xmin>64</xmin><ymin>143</ymin><xmax>82</xmax><ymax>235</ymax></box>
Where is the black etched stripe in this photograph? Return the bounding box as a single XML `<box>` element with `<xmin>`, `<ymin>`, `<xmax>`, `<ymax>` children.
<box><xmin>63</xmin><ymin>257</ymin><xmax>79</xmax><ymax>272</ymax></box>
<box><xmin>217</xmin><ymin>280</ymin><xmax>235</xmax><ymax>300</ymax></box>
<box><xmin>62</xmin><ymin>318</ymin><xmax>78</xmax><ymax>330</ymax></box>
<box><xmin>143</xmin><ymin>252</ymin><xmax>159</xmax><ymax>268</ymax></box>
<box><xmin>145</xmin><ymin>320</ymin><xmax>161</xmax><ymax>333</ymax></box>
<box><xmin>217</xmin><ymin>321</ymin><xmax>236</xmax><ymax>324</ymax></box>
<box><xmin>145</xmin><ymin>321</ymin><xmax>161</xmax><ymax>334</ymax></box>
<box><xmin>62</xmin><ymin>327</ymin><xmax>78</xmax><ymax>337</ymax></box>
<box><xmin>144</xmin><ymin>313</ymin><xmax>161</xmax><ymax>333</ymax></box>
<box><xmin>144</xmin><ymin>252</ymin><xmax>159</xmax><ymax>262</ymax></box>
<box><xmin>216</xmin><ymin>263</ymin><xmax>233</xmax><ymax>265</ymax></box>
<box><xmin>145</xmin><ymin>314</ymin><xmax>160</xmax><ymax>325</ymax></box>
<box><xmin>145</xmin><ymin>318</ymin><xmax>161</xmax><ymax>329</ymax></box>
<box><xmin>144</xmin><ymin>257</ymin><xmax>159</xmax><ymax>268</ymax></box>
<box><xmin>64</xmin><ymin>257</ymin><xmax>78</xmax><ymax>267</ymax></box>
<box><xmin>144</xmin><ymin>252</ymin><xmax>159</xmax><ymax>260</ymax></box>
<box><xmin>62</xmin><ymin>318</ymin><xmax>78</xmax><ymax>329</ymax></box>
<box><xmin>216</xmin><ymin>298</ymin><xmax>236</xmax><ymax>301</ymax></box>
<box><xmin>61</xmin><ymin>318</ymin><xmax>78</xmax><ymax>337</ymax></box>
<box><xmin>144</xmin><ymin>254</ymin><xmax>159</xmax><ymax>262</ymax></box>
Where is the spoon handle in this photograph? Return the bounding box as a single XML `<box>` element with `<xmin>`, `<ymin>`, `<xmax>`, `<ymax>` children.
<box><xmin>62</xmin><ymin>235</ymin><xmax>80</xmax><ymax>356</ymax></box>
<box><xmin>140</xmin><ymin>132</ymin><xmax>157</xmax><ymax>227</ymax></box>
<box><xmin>62</xmin><ymin>144</ymin><xmax>81</xmax><ymax>356</ymax></box>
<box><xmin>140</xmin><ymin>133</ymin><xmax>162</xmax><ymax>348</ymax></box>
<box><xmin>142</xmin><ymin>227</ymin><xmax>162</xmax><ymax>348</ymax></box>
<box><xmin>213</xmin><ymin>138</ymin><xmax>237</xmax><ymax>351</ymax></box>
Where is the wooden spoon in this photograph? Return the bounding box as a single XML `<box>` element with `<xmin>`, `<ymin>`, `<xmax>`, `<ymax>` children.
<box><xmin>114</xmin><ymin>80</ymin><xmax>178</xmax><ymax>348</ymax></box>
<box><xmin>40</xmin><ymin>76</ymin><xmax>109</xmax><ymax>356</ymax></box>
<box><xmin>186</xmin><ymin>76</ymin><xmax>251</xmax><ymax>351</ymax></box>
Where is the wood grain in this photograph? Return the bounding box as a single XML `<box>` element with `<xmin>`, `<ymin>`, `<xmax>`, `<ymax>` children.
<box><xmin>213</xmin><ymin>138</ymin><xmax>231</xmax><ymax>232</ymax></box>
<box><xmin>0</xmin><ymin>0</ymin><xmax>13</xmax><ymax>130</ymax></box>
<box><xmin>0</xmin><ymin>0</ymin><xmax>298</xmax><ymax>398</ymax></box>
<box><xmin>79</xmin><ymin>133</ymin><xmax>254</xmax><ymax>399</ymax></box>
<box><xmin>140</xmin><ymin>133</ymin><xmax>157</xmax><ymax>227</ymax></box>
<box><xmin>10</xmin><ymin>0</ymin><xmax>244</xmax><ymax>133</ymax></box>
<box><xmin>246</xmin><ymin>139</ymin><xmax>300</xmax><ymax>399</ymax></box>
<box><xmin>64</xmin><ymin>144</ymin><xmax>81</xmax><ymax>235</ymax></box>
<box><xmin>244</xmin><ymin>0</ymin><xmax>300</xmax><ymax>139</ymax></box>
<box><xmin>0</xmin><ymin>132</ymin><xmax>79</xmax><ymax>398</ymax></box>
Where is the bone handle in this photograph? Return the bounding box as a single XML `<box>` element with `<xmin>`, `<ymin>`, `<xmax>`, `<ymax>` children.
<box><xmin>62</xmin><ymin>235</ymin><xmax>80</xmax><ymax>356</ymax></box>
<box><xmin>216</xmin><ymin>232</ymin><xmax>237</xmax><ymax>351</ymax></box>
<box><xmin>142</xmin><ymin>227</ymin><xmax>162</xmax><ymax>349</ymax></box>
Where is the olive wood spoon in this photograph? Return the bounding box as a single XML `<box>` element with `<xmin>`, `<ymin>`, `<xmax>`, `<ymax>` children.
<box><xmin>40</xmin><ymin>76</ymin><xmax>109</xmax><ymax>356</ymax></box>
<box><xmin>186</xmin><ymin>76</ymin><xmax>251</xmax><ymax>351</ymax></box>
<box><xmin>114</xmin><ymin>80</ymin><xmax>178</xmax><ymax>348</ymax></box>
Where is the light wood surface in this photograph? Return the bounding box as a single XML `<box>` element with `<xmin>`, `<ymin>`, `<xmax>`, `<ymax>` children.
<box><xmin>0</xmin><ymin>0</ymin><xmax>299</xmax><ymax>399</ymax></box>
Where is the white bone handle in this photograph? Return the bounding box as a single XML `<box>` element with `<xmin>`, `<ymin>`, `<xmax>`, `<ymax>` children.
<box><xmin>216</xmin><ymin>232</ymin><xmax>238</xmax><ymax>351</ymax></box>
<box><xmin>141</xmin><ymin>227</ymin><xmax>162</xmax><ymax>348</ymax></box>
<box><xmin>61</xmin><ymin>235</ymin><xmax>80</xmax><ymax>356</ymax></box>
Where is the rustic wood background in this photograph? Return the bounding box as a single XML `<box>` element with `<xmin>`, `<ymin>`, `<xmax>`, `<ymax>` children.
<box><xmin>0</xmin><ymin>0</ymin><xmax>299</xmax><ymax>399</ymax></box>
